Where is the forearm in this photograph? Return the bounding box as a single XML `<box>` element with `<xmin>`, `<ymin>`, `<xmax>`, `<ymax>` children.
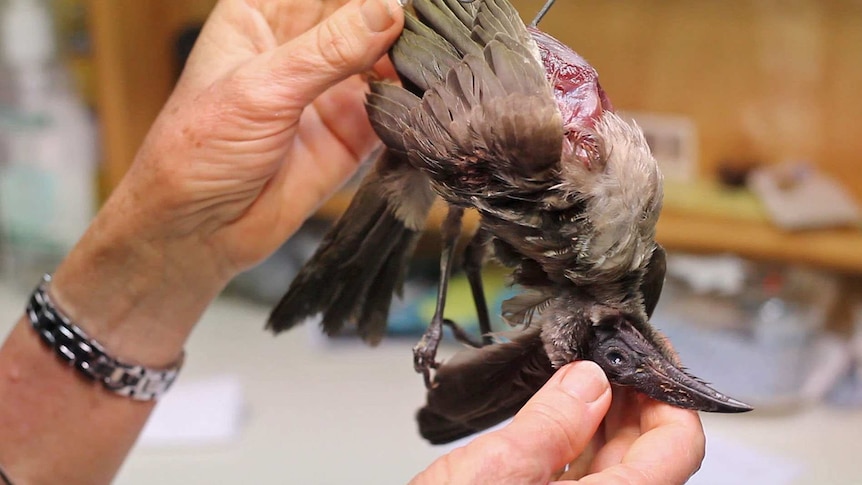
<box><xmin>49</xmin><ymin>179</ymin><xmax>228</xmax><ymax>365</ymax></box>
<box><xmin>0</xmin><ymin>187</ymin><xmax>227</xmax><ymax>485</ymax></box>
<box><xmin>0</xmin><ymin>0</ymin><xmax>405</xmax><ymax>481</ymax></box>
<box><xmin>0</xmin><ymin>317</ymin><xmax>154</xmax><ymax>485</ymax></box>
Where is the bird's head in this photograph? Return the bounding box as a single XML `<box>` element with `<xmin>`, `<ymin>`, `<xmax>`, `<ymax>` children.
<box><xmin>585</xmin><ymin>310</ymin><xmax>752</xmax><ymax>413</ymax></box>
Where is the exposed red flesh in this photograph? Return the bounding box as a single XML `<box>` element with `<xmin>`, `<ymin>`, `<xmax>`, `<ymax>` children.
<box><xmin>529</xmin><ymin>28</ymin><xmax>613</xmax><ymax>131</ymax></box>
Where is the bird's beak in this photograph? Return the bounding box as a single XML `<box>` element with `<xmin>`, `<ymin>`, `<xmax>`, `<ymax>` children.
<box><xmin>639</xmin><ymin>357</ymin><xmax>753</xmax><ymax>413</ymax></box>
<box><xmin>589</xmin><ymin>318</ymin><xmax>753</xmax><ymax>413</ymax></box>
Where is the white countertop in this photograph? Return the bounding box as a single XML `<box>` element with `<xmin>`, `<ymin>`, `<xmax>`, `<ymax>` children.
<box><xmin>1</xmin><ymin>281</ymin><xmax>860</xmax><ymax>484</ymax></box>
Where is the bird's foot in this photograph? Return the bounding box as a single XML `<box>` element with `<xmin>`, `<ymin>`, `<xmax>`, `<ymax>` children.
<box><xmin>413</xmin><ymin>333</ymin><xmax>442</xmax><ymax>389</ymax></box>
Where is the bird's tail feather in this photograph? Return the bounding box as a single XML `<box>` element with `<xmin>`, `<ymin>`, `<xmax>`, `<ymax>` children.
<box><xmin>267</xmin><ymin>152</ymin><xmax>429</xmax><ymax>345</ymax></box>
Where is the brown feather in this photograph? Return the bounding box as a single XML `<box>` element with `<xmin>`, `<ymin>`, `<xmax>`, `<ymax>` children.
<box><xmin>266</xmin><ymin>151</ymin><xmax>432</xmax><ymax>345</ymax></box>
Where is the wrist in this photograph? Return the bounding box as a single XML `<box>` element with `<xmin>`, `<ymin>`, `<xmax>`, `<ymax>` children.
<box><xmin>49</xmin><ymin>189</ymin><xmax>229</xmax><ymax>366</ymax></box>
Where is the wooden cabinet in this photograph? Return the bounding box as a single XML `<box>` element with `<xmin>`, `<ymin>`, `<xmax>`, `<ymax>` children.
<box><xmin>88</xmin><ymin>0</ymin><xmax>216</xmax><ymax>191</ymax></box>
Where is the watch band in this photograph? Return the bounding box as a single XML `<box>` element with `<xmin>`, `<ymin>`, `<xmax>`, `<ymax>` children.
<box><xmin>26</xmin><ymin>274</ymin><xmax>184</xmax><ymax>401</ymax></box>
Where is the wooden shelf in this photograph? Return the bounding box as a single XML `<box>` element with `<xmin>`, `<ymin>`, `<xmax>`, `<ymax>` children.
<box><xmin>656</xmin><ymin>210</ymin><xmax>862</xmax><ymax>274</ymax></box>
<box><xmin>316</xmin><ymin>190</ymin><xmax>862</xmax><ymax>275</ymax></box>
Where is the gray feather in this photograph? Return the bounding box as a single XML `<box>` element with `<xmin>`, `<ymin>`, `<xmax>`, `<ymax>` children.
<box><xmin>501</xmin><ymin>289</ymin><xmax>555</xmax><ymax>326</ymax></box>
<box><xmin>413</xmin><ymin>0</ymin><xmax>482</xmax><ymax>58</ymax></box>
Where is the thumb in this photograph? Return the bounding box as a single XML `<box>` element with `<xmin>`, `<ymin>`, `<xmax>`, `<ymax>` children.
<box><xmin>492</xmin><ymin>361</ymin><xmax>612</xmax><ymax>481</ymax></box>
<box><xmin>413</xmin><ymin>362</ymin><xmax>612</xmax><ymax>485</ymax></box>
<box><xmin>260</xmin><ymin>0</ymin><xmax>404</xmax><ymax>110</ymax></box>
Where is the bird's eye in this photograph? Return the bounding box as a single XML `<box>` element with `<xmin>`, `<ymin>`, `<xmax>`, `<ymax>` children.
<box><xmin>606</xmin><ymin>350</ymin><xmax>626</xmax><ymax>366</ymax></box>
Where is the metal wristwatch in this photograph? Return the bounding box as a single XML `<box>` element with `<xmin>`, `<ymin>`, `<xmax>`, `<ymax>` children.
<box><xmin>26</xmin><ymin>274</ymin><xmax>184</xmax><ymax>401</ymax></box>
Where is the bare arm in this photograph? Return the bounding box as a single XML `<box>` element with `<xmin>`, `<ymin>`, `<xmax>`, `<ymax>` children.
<box><xmin>0</xmin><ymin>0</ymin><xmax>404</xmax><ymax>482</ymax></box>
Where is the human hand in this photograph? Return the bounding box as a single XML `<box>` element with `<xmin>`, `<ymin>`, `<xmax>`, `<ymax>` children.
<box><xmin>412</xmin><ymin>361</ymin><xmax>705</xmax><ymax>485</ymax></box>
<box><xmin>0</xmin><ymin>2</ymin><xmax>405</xmax><ymax>482</ymax></box>
<box><xmin>128</xmin><ymin>0</ymin><xmax>405</xmax><ymax>277</ymax></box>
<box><xmin>50</xmin><ymin>0</ymin><xmax>404</xmax><ymax>363</ymax></box>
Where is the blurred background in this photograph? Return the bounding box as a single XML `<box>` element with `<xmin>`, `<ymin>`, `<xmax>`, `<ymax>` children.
<box><xmin>0</xmin><ymin>0</ymin><xmax>861</xmax><ymax>483</ymax></box>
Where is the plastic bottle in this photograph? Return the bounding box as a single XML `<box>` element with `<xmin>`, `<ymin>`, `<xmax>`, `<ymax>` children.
<box><xmin>0</xmin><ymin>0</ymin><xmax>97</xmax><ymax>285</ymax></box>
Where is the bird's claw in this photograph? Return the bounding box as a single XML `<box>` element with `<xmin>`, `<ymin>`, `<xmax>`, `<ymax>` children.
<box><xmin>413</xmin><ymin>336</ymin><xmax>441</xmax><ymax>389</ymax></box>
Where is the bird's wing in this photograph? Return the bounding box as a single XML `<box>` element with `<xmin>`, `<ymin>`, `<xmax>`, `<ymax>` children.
<box><xmin>640</xmin><ymin>243</ymin><xmax>666</xmax><ymax>318</ymax></box>
<box><xmin>367</xmin><ymin>0</ymin><xmax>564</xmax><ymax>199</ymax></box>
<box><xmin>417</xmin><ymin>326</ymin><xmax>553</xmax><ymax>444</ymax></box>
<box><xmin>632</xmin><ymin>242</ymin><xmax>679</xmax><ymax>366</ymax></box>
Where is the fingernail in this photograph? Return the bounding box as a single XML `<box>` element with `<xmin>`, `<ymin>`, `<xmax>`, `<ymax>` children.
<box><xmin>560</xmin><ymin>361</ymin><xmax>608</xmax><ymax>404</ymax></box>
<box><xmin>361</xmin><ymin>0</ymin><xmax>395</xmax><ymax>32</ymax></box>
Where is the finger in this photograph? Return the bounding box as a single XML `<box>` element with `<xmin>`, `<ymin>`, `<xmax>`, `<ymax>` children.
<box><xmin>588</xmin><ymin>387</ymin><xmax>641</xmax><ymax>472</ymax></box>
<box><xmin>255</xmin><ymin>0</ymin><xmax>345</xmax><ymax>45</ymax></box>
<box><xmin>489</xmin><ymin>361</ymin><xmax>613</xmax><ymax>483</ymax></box>
<box><xmin>177</xmin><ymin>0</ymin><xmax>322</xmax><ymax>95</ymax></box>
<box><xmin>311</xmin><ymin>75</ymin><xmax>380</xmax><ymax>161</ymax></box>
<box><xmin>632</xmin><ymin>397</ymin><xmax>706</xmax><ymax>480</ymax></box>
<box><xmin>500</xmin><ymin>361</ymin><xmax>611</xmax><ymax>474</ymax></box>
<box><xmin>559</xmin><ymin>387</ymin><xmax>640</xmax><ymax>481</ymax></box>
<box><xmin>411</xmin><ymin>361</ymin><xmax>612</xmax><ymax>485</ymax></box>
<box><xmin>557</xmin><ymin>431</ymin><xmax>603</xmax><ymax>481</ymax></box>
<box><xmin>639</xmin><ymin>394</ymin><xmax>703</xmax><ymax>436</ymax></box>
<box><xmin>245</xmin><ymin>0</ymin><xmax>404</xmax><ymax>113</ymax></box>
<box><xmin>370</xmin><ymin>55</ymin><xmax>399</xmax><ymax>81</ymax></box>
<box><xmin>604</xmin><ymin>387</ymin><xmax>641</xmax><ymax>437</ymax></box>
<box><xmin>574</xmin><ymin>398</ymin><xmax>705</xmax><ymax>485</ymax></box>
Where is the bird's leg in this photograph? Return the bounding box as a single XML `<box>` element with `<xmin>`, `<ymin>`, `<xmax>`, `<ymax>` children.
<box><xmin>414</xmin><ymin>206</ymin><xmax>464</xmax><ymax>388</ymax></box>
<box><xmin>463</xmin><ymin>227</ymin><xmax>493</xmax><ymax>346</ymax></box>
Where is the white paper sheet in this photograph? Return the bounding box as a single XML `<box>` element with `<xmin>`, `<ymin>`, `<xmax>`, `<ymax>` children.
<box><xmin>139</xmin><ymin>375</ymin><xmax>245</xmax><ymax>448</ymax></box>
<box><xmin>691</xmin><ymin>434</ymin><xmax>804</xmax><ymax>485</ymax></box>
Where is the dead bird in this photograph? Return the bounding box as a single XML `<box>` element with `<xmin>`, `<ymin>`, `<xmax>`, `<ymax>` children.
<box><xmin>267</xmin><ymin>0</ymin><xmax>752</xmax><ymax>444</ymax></box>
